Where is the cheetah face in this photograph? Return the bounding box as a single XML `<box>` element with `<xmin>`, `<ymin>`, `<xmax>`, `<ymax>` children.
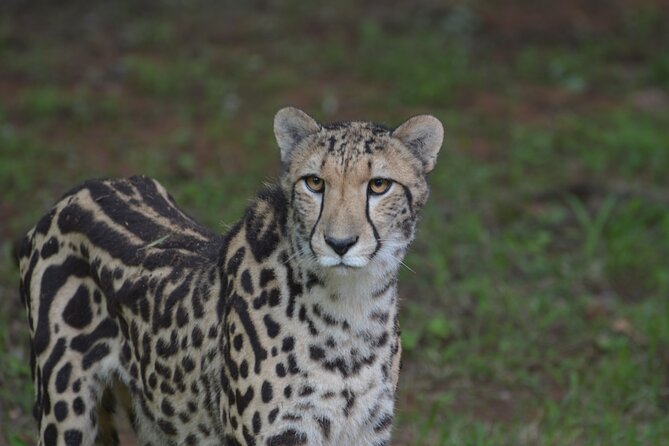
<box><xmin>275</xmin><ymin>107</ymin><xmax>443</xmax><ymax>277</ymax></box>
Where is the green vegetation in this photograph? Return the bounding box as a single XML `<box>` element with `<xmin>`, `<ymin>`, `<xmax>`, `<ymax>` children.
<box><xmin>1</xmin><ymin>1</ymin><xmax>668</xmax><ymax>444</ymax></box>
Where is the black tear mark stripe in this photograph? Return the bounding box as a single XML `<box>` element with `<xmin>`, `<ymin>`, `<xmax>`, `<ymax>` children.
<box><xmin>365</xmin><ymin>192</ymin><xmax>382</xmax><ymax>258</ymax></box>
<box><xmin>303</xmin><ymin>180</ymin><xmax>325</xmax><ymax>273</ymax></box>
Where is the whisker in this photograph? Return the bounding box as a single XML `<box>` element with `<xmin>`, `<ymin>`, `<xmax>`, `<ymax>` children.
<box><xmin>283</xmin><ymin>246</ymin><xmax>312</xmax><ymax>264</ymax></box>
<box><xmin>398</xmin><ymin>259</ymin><xmax>416</xmax><ymax>274</ymax></box>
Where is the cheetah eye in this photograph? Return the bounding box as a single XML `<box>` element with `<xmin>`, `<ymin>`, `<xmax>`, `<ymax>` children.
<box><xmin>368</xmin><ymin>178</ymin><xmax>392</xmax><ymax>195</ymax></box>
<box><xmin>304</xmin><ymin>175</ymin><xmax>325</xmax><ymax>193</ymax></box>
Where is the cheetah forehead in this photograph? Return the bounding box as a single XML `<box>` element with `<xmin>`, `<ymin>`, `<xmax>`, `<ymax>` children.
<box><xmin>275</xmin><ymin>107</ymin><xmax>444</xmax><ymax>178</ymax></box>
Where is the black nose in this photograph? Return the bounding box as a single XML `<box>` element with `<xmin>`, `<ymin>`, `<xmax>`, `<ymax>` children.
<box><xmin>324</xmin><ymin>235</ymin><xmax>359</xmax><ymax>256</ymax></box>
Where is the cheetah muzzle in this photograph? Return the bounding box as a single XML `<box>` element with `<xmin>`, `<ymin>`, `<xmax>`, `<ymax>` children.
<box><xmin>18</xmin><ymin>107</ymin><xmax>443</xmax><ymax>446</ymax></box>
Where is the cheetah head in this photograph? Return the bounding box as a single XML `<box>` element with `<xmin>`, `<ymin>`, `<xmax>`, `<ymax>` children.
<box><xmin>275</xmin><ymin>107</ymin><xmax>443</xmax><ymax>280</ymax></box>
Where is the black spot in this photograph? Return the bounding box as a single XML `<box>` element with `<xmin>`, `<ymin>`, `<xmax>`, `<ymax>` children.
<box><xmin>73</xmin><ymin>397</ymin><xmax>85</xmax><ymax>415</ymax></box>
<box><xmin>235</xmin><ymin>386</ymin><xmax>254</xmax><ymax>415</ymax></box>
<box><xmin>263</xmin><ymin>314</ymin><xmax>281</xmax><ymax>338</ymax></box>
<box><xmin>282</xmin><ymin>336</ymin><xmax>295</xmax><ymax>352</ymax></box>
<box><xmin>306</xmin><ymin>273</ymin><xmax>323</xmax><ymax>290</ymax></box>
<box><xmin>55</xmin><ymin>363</ymin><xmax>72</xmax><ymax>393</ymax></box>
<box><xmin>161</xmin><ymin>399</ymin><xmax>175</xmax><ymax>416</ymax></box>
<box><xmin>226</xmin><ymin>247</ymin><xmax>246</xmax><ymax>276</ymax></box>
<box><xmin>156</xmin><ymin>332</ymin><xmax>179</xmax><ymax>358</ymax></box>
<box><xmin>62</xmin><ymin>286</ymin><xmax>92</xmax><ymax>329</ymax></box>
<box><xmin>284</xmin><ymin>385</ymin><xmax>292</xmax><ymax>398</ymax></box>
<box><xmin>191</xmin><ymin>326</ymin><xmax>204</xmax><ymax>348</ymax></box>
<box><xmin>197</xmin><ymin>424</ymin><xmax>211</xmax><ymax>437</ymax></box>
<box><xmin>40</xmin><ymin>237</ymin><xmax>60</xmax><ymax>259</ymax></box>
<box><xmin>158</xmin><ymin>419</ymin><xmax>177</xmax><ymax>436</ymax></box>
<box><xmin>283</xmin><ymin>257</ymin><xmax>303</xmax><ymax>318</ymax></box>
<box><xmin>240</xmin><ymin>359</ymin><xmax>249</xmax><ymax>379</ymax></box>
<box><xmin>309</xmin><ymin>345</ymin><xmax>325</xmax><ymax>361</ymax></box>
<box><xmin>268</xmin><ymin>408</ymin><xmax>279</xmax><ymax>424</ymax></box>
<box><xmin>261</xmin><ymin>381</ymin><xmax>273</xmax><ymax>403</ymax></box>
<box><xmin>233</xmin><ymin>334</ymin><xmax>244</xmax><ymax>351</ymax></box>
<box><xmin>316</xmin><ymin>416</ymin><xmax>331</xmax><ymax>439</ymax></box>
<box><xmin>253</xmin><ymin>411</ymin><xmax>262</xmax><ymax>434</ymax></box>
<box><xmin>376</xmin><ymin>332</ymin><xmax>389</xmax><ymax>347</ymax></box>
<box><xmin>372</xmin><ymin>279</ymin><xmax>397</xmax><ymax>298</ymax></box>
<box><xmin>287</xmin><ymin>354</ymin><xmax>300</xmax><ymax>374</ymax></box>
<box><xmin>299</xmin><ymin>386</ymin><xmax>314</xmax><ymax>397</ymax></box>
<box><xmin>208</xmin><ymin>326</ymin><xmax>218</xmax><ymax>339</ymax></box>
<box><xmin>43</xmin><ymin>423</ymin><xmax>57</xmax><ymax>446</ymax></box>
<box><xmin>259</xmin><ymin>268</ymin><xmax>276</xmax><ymax>287</ymax></box>
<box><xmin>370</xmin><ymin>310</ymin><xmax>389</xmax><ymax>324</ymax></box>
<box><xmin>176</xmin><ymin>307</ymin><xmax>189</xmax><ymax>328</ymax></box>
<box><xmin>268</xmin><ymin>288</ymin><xmax>281</xmax><ymax>306</ymax></box>
<box><xmin>172</xmin><ymin>366</ymin><xmax>185</xmax><ymax>387</ymax></box>
<box><xmin>373</xmin><ymin>413</ymin><xmax>394</xmax><ymax>432</ymax></box>
<box><xmin>160</xmin><ymin>381</ymin><xmax>175</xmax><ymax>395</ymax></box>
<box><xmin>35</xmin><ymin>209</ymin><xmax>55</xmax><ymax>235</ymax></box>
<box><xmin>54</xmin><ymin>400</ymin><xmax>68</xmax><ymax>421</ymax></box>
<box><xmin>276</xmin><ymin>363</ymin><xmax>286</xmax><ymax>377</ymax></box>
<box><xmin>182</xmin><ymin>356</ymin><xmax>195</xmax><ymax>372</ymax></box>
<box><xmin>282</xmin><ymin>413</ymin><xmax>302</xmax><ymax>421</ymax></box>
<box><xmin>266</xmin><ymin>429</ymin><xmax>307</xmax><ymax>446</ymax></box>
<box><xmin>253</xmin><ymin>291</ymin><xmax>268</xmax><ymax>309</ymax></box>
<box><xmin>341</xmin><ymin>389</ymin><xmax>356</xmax><ymax>417</ymax></box>
<box><xmin>241</xmin><ymin>270</ymin><xmax>254</xmax><ymax>294</ymax></box>
<box><xmin>82</xmin><ymin>343</ymin><xmax>111</xmax><ymax>370</ymax></box>
<box><xmin>64</xmin><ymin>429</ymin><xmax>83</xmax><ymax>446</ymax></box>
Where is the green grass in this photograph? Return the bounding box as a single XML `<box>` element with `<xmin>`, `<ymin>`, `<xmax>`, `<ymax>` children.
<box><xmin>1</xmin><ymin>2</ymin><xmax>668</xmax><ymax>445</ymax></box>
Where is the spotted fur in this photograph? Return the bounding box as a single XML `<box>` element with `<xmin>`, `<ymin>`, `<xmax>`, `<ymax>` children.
<box><xmin>18</xmin><ymin>107</ymin><xmax>443</xmax><ymax>445</ymax></box>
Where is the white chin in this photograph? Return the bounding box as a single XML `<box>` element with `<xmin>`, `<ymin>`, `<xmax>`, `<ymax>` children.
<box><xmin>317</xmin><ymin>256</ymin><xmax>368</xmax><ymax>269</ymax></box>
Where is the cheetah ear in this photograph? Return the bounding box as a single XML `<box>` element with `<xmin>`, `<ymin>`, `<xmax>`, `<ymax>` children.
<box><xmin>274</xmin><ymin>107</ymin><xmax>321</xmax><ymax>164</ymax></box>
<box><xmin>392</xmin><ymin>115</ymin><xmax>444</xmax><ymax>173</ymax></box>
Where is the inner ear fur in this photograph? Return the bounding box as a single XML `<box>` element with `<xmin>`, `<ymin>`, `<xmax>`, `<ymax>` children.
<box><xmin>392</xmin><ymin>115</ymin><xmax>444</xmax><ymax>173</ymax></box>
<box><xmin>274</xmin><ymin>107</ymin><xmax>321</xmax><ymax>164</ymax></box>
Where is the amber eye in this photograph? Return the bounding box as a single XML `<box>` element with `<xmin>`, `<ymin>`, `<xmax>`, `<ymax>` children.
<box><xmin>304</xmin><ymin>175</ymin><xmax>325</xmax><ymax>193</ymax></box>
<box><xmin>368</xmin><ymin>178</ymin><xmax>392</xmax><ymax>195</ymax></box>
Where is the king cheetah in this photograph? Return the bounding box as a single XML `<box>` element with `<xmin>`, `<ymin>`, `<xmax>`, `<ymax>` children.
<box><xmin>18</xmin><ymin>107</ymin><xmax>443</xmax><ymax>445</ymax></box>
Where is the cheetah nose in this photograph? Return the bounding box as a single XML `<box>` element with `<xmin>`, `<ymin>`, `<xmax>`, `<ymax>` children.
<box><xmin>324</xmin><ymin>235</ymin><xmax>359</xmax><ymax>256</ymax></box>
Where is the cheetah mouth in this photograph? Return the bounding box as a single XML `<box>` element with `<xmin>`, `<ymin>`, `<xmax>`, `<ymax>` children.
<box><xmin>332</xmin><ymin>263</ymin><xmax>360</xmax><ymax>270</ymax></box>
<box><xmin>317</xmin><ymin>255</ymin><xmax>369</xmax><ymax>270</ymax></box>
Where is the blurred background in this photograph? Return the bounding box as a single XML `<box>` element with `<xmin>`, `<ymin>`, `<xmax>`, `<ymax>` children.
<box><xmin>1</xmin><ymin>0</ymin><xmax>668</xmax><ymax>444</ymax></box>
